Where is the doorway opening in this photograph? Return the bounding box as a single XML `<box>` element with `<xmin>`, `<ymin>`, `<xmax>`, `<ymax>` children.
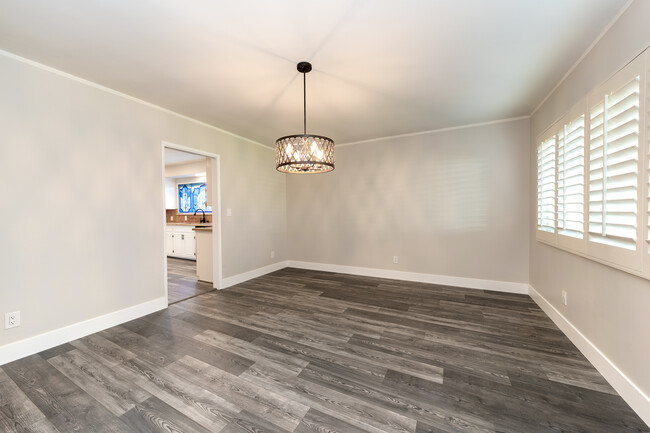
<box><xmin>162</xmin><ymin>143</ymin><xmax>221</xmax><ymax>305</ymax></box>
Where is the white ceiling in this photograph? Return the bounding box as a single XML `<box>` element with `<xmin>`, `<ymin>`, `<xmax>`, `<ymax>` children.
<box><xmin>0</xmin><ymin>0</ymin><xmax>628</xmax><ymax>146</ymax></box>
<box><xmin>164</xmin><ymin>148</ymin><xmax>206</xmax><ymax>166</ymax></box>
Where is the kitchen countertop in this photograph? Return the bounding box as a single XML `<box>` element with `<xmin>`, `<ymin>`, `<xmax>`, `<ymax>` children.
<box><xmin>193</xmin><ymin>226</ymin><xmax>212</xmax><ymax>232</ymax></box>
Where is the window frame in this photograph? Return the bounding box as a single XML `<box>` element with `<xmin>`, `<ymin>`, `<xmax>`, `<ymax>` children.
<box><xmin>585</xmin><ymin>55</ymin><xmax>644</xmax><ymax>273</ymax></box>
<box><xmin>536</xmin><ymin>50</ymin><xmax>649</xmax><ymax>280</ymax></box>
<box><xmin>639</xmin><ymin>54</ymin><xmax>650</xmax><ymax>279</ymax></box>
<box><xmin>177</xmin><ymin>182</ymin><xmax>212</xmax><ymax>214</ymax></box>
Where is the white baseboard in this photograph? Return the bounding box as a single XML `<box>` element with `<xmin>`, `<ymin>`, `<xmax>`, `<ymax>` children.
<box><xmin>529</xmin><ymin>285</ymin><xmax>650</xmax><ymax>428</ymax></box>
<box><xmin>0</xmin><ymin>297</ymin><xmax>167</xmax><ymax>366</ymax></box>
<box><xmin>287</xmin><ymin>261</ymin><xmax>529</xmax><ymax>294</ymax></box>
<box><xmin>222</xmin><ymin>261</ymin><xmax>290</xmax><ymax>289</ymax></box>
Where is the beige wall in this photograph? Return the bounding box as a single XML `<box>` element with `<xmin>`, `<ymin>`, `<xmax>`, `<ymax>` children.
<box><xmin>530</xmin><ymin>0</ymin><xmax>650</xmax><ymax>399</ymax></box>
<box><xmin>0</xmin><ymin>53</ymin><xmax>286</xmax><ymax>347</ymax></box>
<box><xmin>3</xmin><ymin>2</ymin><xmax>648</xmax><ymax>411</ymax></box>
<box><xmin>287</xmin><ymin>118</ymin><xmax>530</xmax><ymax>284</ymax></box>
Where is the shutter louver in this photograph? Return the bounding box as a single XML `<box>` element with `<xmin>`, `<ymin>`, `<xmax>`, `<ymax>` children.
<box><xmin>537</xmin><ymin>137</ymin><xmax>556</xmax><ymax>233</ymax></box>
<box><xmin>588</xmin><ymin>76</ymin><xmax>640</xmax><ymax>250</ymax></box>
<box><xmin>557</xmin><ymin>115</ymin><xmax>585</xmax><ymax>238</ymax></box>
<box><xmin>535</xmin><ymin>51</ymin><xmax>649</xmax><ymax>279</ymax></box>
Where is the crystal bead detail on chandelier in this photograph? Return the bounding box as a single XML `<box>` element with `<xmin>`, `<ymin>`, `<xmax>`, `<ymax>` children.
<box><xmin>275</xmin><ymin>134</ymin><xmax>335</xmax><ymax>173</ymax></box>
<box><xmin>275</xmin><ymin>61</ymin><xmax>335</xmax><ymax>174</ymax></box>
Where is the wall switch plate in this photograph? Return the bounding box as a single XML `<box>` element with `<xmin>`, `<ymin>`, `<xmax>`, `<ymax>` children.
<box><xmin>271</xmin><ymin>250</ymin><xmax>275</xmax><ymax>258</ymax></box>
<box><xmin>393</xmin><ymin>256</ymin><xmax>399</xmax><ymax>264</ymax></box>
<box><xmin>184</xmin><ymin>215</ymin><xmax>187</xmax><ymax>221</ymax></box>
<box><xmin>227</xmin><ymin>208</ymin><xmax>232</xmax><ymax>217</ymax></box>
<box><xmin>561</xmin><ymin>290</ymin><xmax>568</xmax><ymax>306</ymax></box>
<box><xmin>5</xmin><ymin>311</ymin><xmax>20</xmax><ymax>329</ymax></box>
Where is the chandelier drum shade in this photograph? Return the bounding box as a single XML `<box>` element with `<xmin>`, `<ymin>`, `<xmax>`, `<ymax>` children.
<box><xmin>275</xmin><ymin>62</ymin><xmax>335</xmax><ymax>174</ymax></box>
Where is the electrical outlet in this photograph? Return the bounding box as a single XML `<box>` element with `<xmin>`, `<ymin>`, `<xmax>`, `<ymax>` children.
<box><xmin>227</xmin><ymin>208</ymin><xmax>232</xmax><ymax>217</ymax></box>
<box><xmin>393</xmin><ymin>256</ymin><xmax>399</xmax><ymax>264</ymax></box>
<box><xmin>561</xmin><ymin>290</ymin><xmax>568</xmax><ymax>306</ymax></box>
<box><xmin>184</xmin><ymin>215</ymin><xmax>188</xmax><ymax>221</ymax></box>
<box><xmin>271</xmin><ymin>250</ymin><xmax>275</xmax><ymax>258</ymax></box>
<box><xmin>5</xmin><ymin>311</ymin><xmax>20</xmax><ymax>329</ymax></box>
<box><xmin>171</xmin><ymin>215</ymin><xmax>174</xmax><ymax>221</ymax></box>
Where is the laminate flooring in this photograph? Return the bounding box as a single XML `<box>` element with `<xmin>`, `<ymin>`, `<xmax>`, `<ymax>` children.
<box><xmin>167</xmin><ymin>257</ymin><xmax>214</xmax><ymax>304</ymax></box>
<box><xmin>1</xmin><ymin>268</ymin><xmax>647</xmax><ymax>432</ymax></box>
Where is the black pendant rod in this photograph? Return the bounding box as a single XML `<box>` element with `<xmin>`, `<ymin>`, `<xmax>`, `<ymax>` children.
<box><xmin>303</xmin><ymin>71</ymin><xmax>306</xmax><ymax>135</ymax></box>
<box><xmin>296</xmin><ymin>61</ymin><xmax>312</xmax><ymax>135</ymax></box>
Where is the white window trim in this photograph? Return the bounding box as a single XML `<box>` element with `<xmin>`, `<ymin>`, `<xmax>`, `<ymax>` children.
<box><xmin>536</xmin><ymin>50</ymin><xmax>650</xmax><ymax>280</ymax></box>
<box><xmin>585</xmin><ymin>54</ymin><xmax>645</xmax><ymax>272</ymax></box>
<box><xmin>643</xmin><ymin>52</ymin><xmax>650</xmax><ymax>277</ymax></box>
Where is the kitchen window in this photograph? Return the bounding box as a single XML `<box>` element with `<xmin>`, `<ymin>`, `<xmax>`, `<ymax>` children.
<box><xmin>178</xmin><ymin>182</ymin><xmax>212</xmax><ymax>214</ymax></box>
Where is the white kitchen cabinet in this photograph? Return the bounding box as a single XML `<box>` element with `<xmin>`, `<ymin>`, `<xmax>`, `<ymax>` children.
<box><xmin>166</xmin><ymin>225</ymin><xmax>196</xmax><ymax>260</ymax></box>
<box><xmin>165</xmin><ymin>231</ymin><xmax>174</xmax><ymax>256</ymax></box>
<box><xmin>173</xmin><ymin>231</ymin><xmax>196</xmax><ymax>258</ymax></box>
<box><xmin>195</xmin><ymin>228</ymin><xmax>213</xmax><ymax>282</ymax></box>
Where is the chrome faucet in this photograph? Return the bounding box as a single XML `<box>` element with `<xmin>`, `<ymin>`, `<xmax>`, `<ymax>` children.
<box><xmin>194</xmin><ymin>209</ymin><xmax>207</xmax><ymax>223</ymax></box>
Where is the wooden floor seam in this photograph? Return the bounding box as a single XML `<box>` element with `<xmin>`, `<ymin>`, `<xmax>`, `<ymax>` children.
<box><xmin>167</xmin><ymin>257</ymin><xmax>214</xmax><ymax>305</ymax></box>
<box><xmin>0</xmin><ymin>267</ymin><xmax>647</xmax><ymax>432</ymax></box>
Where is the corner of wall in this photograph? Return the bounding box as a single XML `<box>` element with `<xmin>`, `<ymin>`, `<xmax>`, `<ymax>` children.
<box><xmin>528</xmin><ymin>285</ymin><xmax>650</xmax><ymax>427</ymax></box>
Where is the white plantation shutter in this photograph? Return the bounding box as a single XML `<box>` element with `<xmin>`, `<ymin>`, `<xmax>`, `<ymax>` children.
<box><xmin>588</xmin><ymin>75</ymin><xmax>640</xmax><ymax>250</ymax></box>
<box><xmin>647</xmin><ymin>61</ymin><xmax>650</xmax><ymax>254</ymax></box>
<box><xmin>537</xmin><ymin>136</ymin><xmax>556</xmax><ymax>233</ymax></box>
<box><xmin>536</xmin><ymin>50</ymin><xmax>650</xmax><ymax>279</ymax></box>
<box><xmin>557</xmin><ymin>115</ymin><xmax>585</xmax><ymax>238</ymax></box>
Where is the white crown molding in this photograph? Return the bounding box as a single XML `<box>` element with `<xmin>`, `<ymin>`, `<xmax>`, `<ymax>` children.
<box><xmin>336</xmin><ymin>116</ymin><xmax>530</xmax><ymax>148</ymax></box>
<box><xmin>529</xmin><ymin>285</ymin><xmax>650</xmax><ymax>428</ymax></box>
<box><xmin>0</xmin><ymin>49</ymin><xmax>272</xmax><ymax>151</ymax></box>
<box><xmin>530</xmin><ymin>0</ymin><xmax>635</xmax><ymax>117</ymax></box>
<box><xmin>0</xmin><ymin>49</ymin><xmax>531</xmax><ymax>151</ymax></box>
<box><xmin>0</xmin><ymin>297</ymin><xmax>167</xmax><ymax>366</ymax></box>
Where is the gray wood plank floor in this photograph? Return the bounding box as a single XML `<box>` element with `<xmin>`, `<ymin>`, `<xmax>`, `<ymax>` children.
<box><xmin>167</xmin><ymin>257</ymin><xmax>214</xmax><ymax>305</ymax></box>
<box><xmin>1</xmin><ymin>268</ymin><xmax>647</xmax><ymax>432</ymax></box>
